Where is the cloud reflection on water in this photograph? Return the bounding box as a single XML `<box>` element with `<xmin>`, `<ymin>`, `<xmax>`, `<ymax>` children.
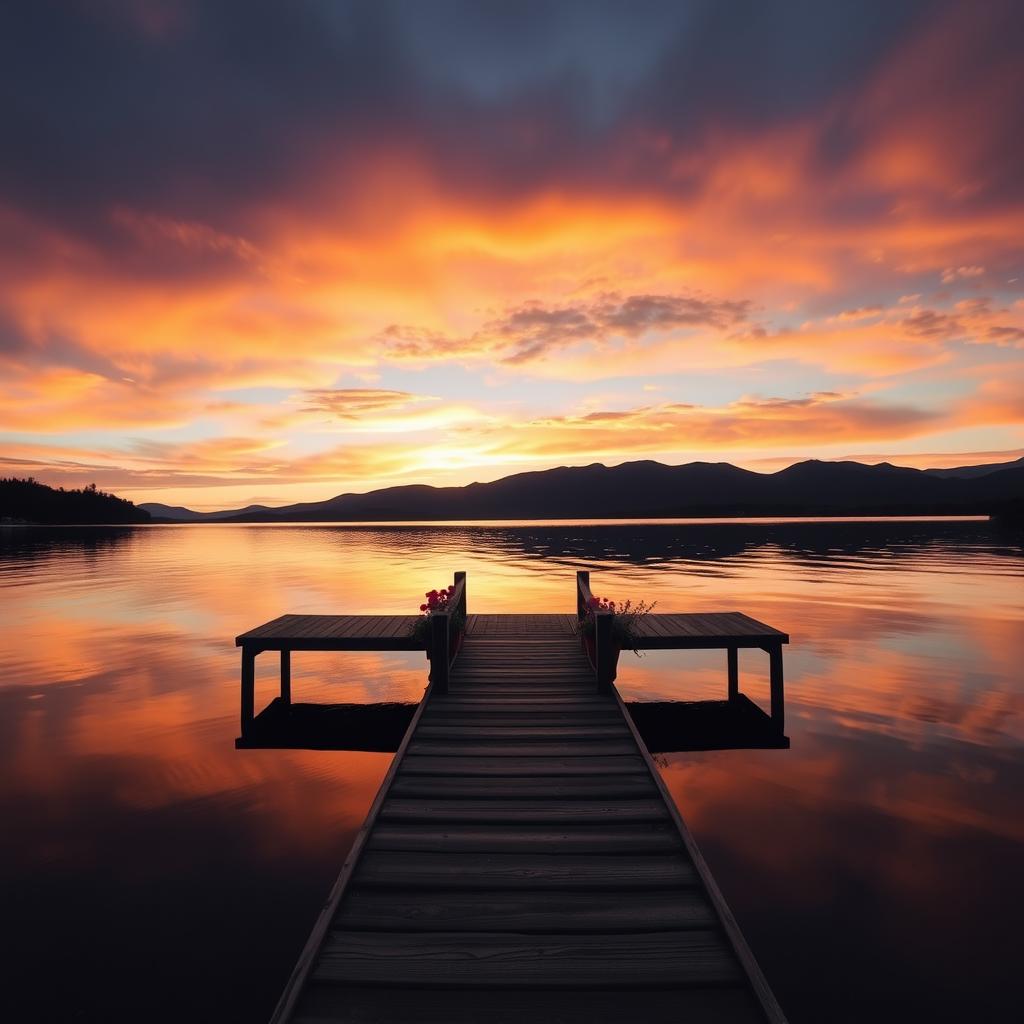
<box><xmin>1</xmin><ymin>520</ymin><xmax>1021</xmax><ymax>1021</ymax></box>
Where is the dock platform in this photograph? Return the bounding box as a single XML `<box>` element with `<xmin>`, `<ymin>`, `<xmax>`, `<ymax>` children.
<box><xmin>238</xmin><ymin>572</ymin><xmax>789</xmax><ymax>1023</ymax></box>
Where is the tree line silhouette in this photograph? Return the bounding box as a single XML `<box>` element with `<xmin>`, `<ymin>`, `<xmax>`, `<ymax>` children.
<box><xmin>0</xmin><ymin>477</ymin><xmax>151</xmax><ymax>524</ymax></box>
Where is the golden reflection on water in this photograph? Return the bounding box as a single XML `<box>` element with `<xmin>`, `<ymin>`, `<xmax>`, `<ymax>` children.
<box><xmin>1</xmin><ymin>520</ymin><xmax>1022</xmax><ymax>1021</ymax></box>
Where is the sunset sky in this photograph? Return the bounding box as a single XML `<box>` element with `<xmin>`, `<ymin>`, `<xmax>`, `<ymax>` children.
<box><xmin>2</xmin><ymin>0</ymin><xmax>1023</xmax><ymax>510</ymax></box>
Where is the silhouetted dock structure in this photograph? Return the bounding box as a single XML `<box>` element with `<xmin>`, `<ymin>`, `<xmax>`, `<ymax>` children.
<box><xmin>236</xmin><ymin>571</ymin><xmax>789</xmax><ymax>1023</ymax></box>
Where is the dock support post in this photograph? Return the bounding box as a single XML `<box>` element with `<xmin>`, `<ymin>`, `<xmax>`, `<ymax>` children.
<box><xmin>429</xmin><ymin>612</ymin><xmax>450</xmax><ymax>694</ymax></box>
<box><xmin>727</xmin><ymin>646</ymin><xmax>738</xmax><ymax>701</ymax></box>
<box><xmin>453</xmin><ymin>571</ymin><xmax>467</xmax><ymax>620</ymax></box>
<box><xmin>280</xmin><ymin>649</ymin><xmax>291</xmax><ymax>706</ymax></box>
<box><xmin>768</xmin><ymin>644</ymin><xmax>784</xmax><ymax>732</ymax></box>
<box><xmin>595</xmin><ymin>610</ymin><xmax>616</xmax><ymax>690</ymax></box>
<box><xmin>241</xmin><ymin>647</ymin><xmax>256</xmax><ymax>735</ymax></box>
<box><xmin>576</xmin><ymin>570</ymin><xmax>590</xmax><ymax>621</ymax></box>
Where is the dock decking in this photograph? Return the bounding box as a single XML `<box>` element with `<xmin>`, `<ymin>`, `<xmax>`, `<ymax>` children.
<box><xmin>239</xmin><ymin>574</ymin><xmax>789</xmax><ymax>1023</ymax></box>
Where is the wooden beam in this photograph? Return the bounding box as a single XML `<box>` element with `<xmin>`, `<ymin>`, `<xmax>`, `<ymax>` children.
<box><xmin>280</xmin><ymin>649</ymin><xmax>291</xmax><ymax>705</ymax></box>
<box><xmin>727</xmin><ymin>646</ymin><xmax>738</xmax><ymax>702</ymax></box>
<box><xmin>610</xmin><ymin>684</ymin><xmax>789</xmax><ymax>1024</ymax></box>
<box><xmin>430</xmin><ymin>613</ymin><xmax>450</xmax><ymax>694</ymax></box>
<box><xmin>453</xmin><ymin>571</ymin><xmax>467</xmax><ymax>620</ymax></box>
<box><xmin>241</xmin><ymin>647</ymin><xmax>256</xmax><ymax>736</ymax></box>
<box><xmin>768</xmin><ymin>644</ymin><xmax>784</xmax><ymax>732</ymax></box>
<box><xmin>576</xmin><ymin>570</ymin><xmax>591</xmax><ymax>620</ymax></box>
<box><xmin>267</xmin><ymin>682</ymin><xmax>438</xmax><ymax>1024</ymax></box>
<box><xmin>595</xmin><ymin>610</ymin><xmax>615</xmax><ymax>690</ymax></box>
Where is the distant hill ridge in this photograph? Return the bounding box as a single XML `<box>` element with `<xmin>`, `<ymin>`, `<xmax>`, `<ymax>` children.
<box><xmin>140</xmin><ymin>456</ymin><xmax>1024</xmax><ymax>522</ymax></box>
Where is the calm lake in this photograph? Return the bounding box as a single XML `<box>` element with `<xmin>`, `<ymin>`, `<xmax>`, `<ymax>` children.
<box><xmin>3</xmin><ymin>520</ymin><xmax>1022</xmax><ymax>1022</ymax></box>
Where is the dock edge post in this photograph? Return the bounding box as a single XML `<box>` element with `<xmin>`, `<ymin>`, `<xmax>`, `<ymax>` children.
<box><xmin>768</xmin><ymin>643</ymin><xmax>784</xmax><ymax>732</ymax></box>
<box><xmin>453</xmin><ymin>570</ymin><xmax>467</xmax><ymax>621</ymax></box>
<box><xmin>727</xmin><ymin>646</ymin><xmax>738</xmax><ymax>702</ymax></box>
<box><xmin>280</xmin><ymin>649</ymin><xmax>291</xmax><ymax>706</ymax></box>
<box><xmin>241</xmin><ymin>647</ymin><xmax>256</xmax><ymax>736</ymax></box>
<box><xmin>595</xmin><ymin>609</ymin><xmax>616</xmax><ymax>690</ymax></box>
<box><xmin>576</xmin><ymin>569</ymin><xmax>591</xmax><ymax>621</ymax></box>
<box><xmin>429</xmin><ymin>612</ymin><xmax>450</xmax><ymax>693</ymax></box>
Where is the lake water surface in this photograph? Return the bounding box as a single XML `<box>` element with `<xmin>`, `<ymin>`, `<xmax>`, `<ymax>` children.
<box><xmin>2</xmin><ymin>520</ymin><xmax>1022</xmax><ymax>1022</ymax></box>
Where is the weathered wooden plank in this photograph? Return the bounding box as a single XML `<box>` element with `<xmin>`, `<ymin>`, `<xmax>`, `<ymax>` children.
<box><xmin>236</xmin><ymin>613</ymin><xmax>422</xmax><ymax>645</ymax></box>
<box><xmin>419</xmin><ymin>718</ymin><xmax>623</xmax><ymax>732</ymax></box>
<box><xmin>266</xmin><ymin>676</ymin><xmax>437</xmax><ymax>1024</ymax></box>
<box><xmin>379</xmin><ymin>798</ymin><xmax>668</xmax><ymax>824</ymax></box>
<box><xmin>445</xmin><ymin>685</ymin><xmax>597</xmax><ymax>696</ymax></box>
<box><xmin>457</xmin><ymin>658</ymin><xmax>586</xmax><ymax>665</ymax></box>
<box><xmin>259</xmin><ymin>599</ymin><xmax>788</xmax><ymax>1023</ymax></box>
<box><xmin>365</xmin><ymin>614</ymin><xmax>403</xmax><ymax>639</ymax></box>
<box><xmin>460</xmin><ymin>652</ymin><xmax>582</xmax><ymax>659</ymax></box>
<box><xmin>452</xmin><ymin>684</ymin><xmax>597</xmax><ymax>692</ymax></box>
<box><xmin>694</xmin><ymin>613</ymin><xmax>743</xmax><ymax>636</ymax></box>
<box><xmin>414</xmin><ymin>724</ymin><xmax>629</xmax><ymax>740</ymax></box>
<box><xmin>457</xmin><ymin>654</ymin><xmax>587</xmax><ymax>662</ymax></box>
<box><xmin>428</xmin><ymin>702</ymin><xmax>610</xmax><ymax>714</ymax></box>
<box><xmin>292</xmin><ymin>983</ymin><xmax>762</xmax><ymax>1024</ymax></box>
<box><xmin>454</xmin><ymin>663</ymin><xmax>591</xmax><ymax>671</ymax></box>
<box><xmin>639</xmin><ymin>613</ymin><xmax>676</xmax><ymax>638</ymax></box>
<box><xmin>400</xmin><ymin>754</ymin><xmax>648</xmax><ymax>775</ymax></box>
<box><xmin>609</xmin><ymin>684</ymin><xmax>787</xmax><ymax>1023</ymax></box>
<box><xmin>455</xmin><ymin>670</ymin><xmax>595</xmax><ymax>678</ymax></box>
<box><xmin>313</xmin><ymin>930</ymin><xmax>742</xmax><ymax>988</ymax></box>
<box><xmin>629</xmin><ymin>611</ymin><xmax>789</xmax><ymax>646</ymax></box>
<box><xmin>299</xmin><ymin>615</ymin><xmax>347</xmax><ymax>639</ymax></box>
<box><xmin>325</xmin><ymin>615</ymin><xmax>372</xmax><ymax>638</ymax></box>
<box><xmin>729</xmin><ymin>612</ymin><xmax>788</xmax><ymax>635</ymax></box>
<box><xmin>355</xmin><ymin>851</ymin><xmax>698</xmax><ymax>890</ymax></box>
<box><xmin>431</xmin><ymin>693</ymin><xmax>609</xmax><ymax>704</ymax></box>
<box><xmin>237</xmin><ymin>613</ymin><xmax>293</xmax><ymax>640</ymax></box>
<box><xmin>403</xmin><ymin>741</ymin><xmax>634</xmax><ymax>757</ymax></box>
<box><xmin>367</xmin><ymin>823</ymin><xmax>682</xmax><ymax>854</ymax></box>
<box><xmin>385</xmin><ymin>615</ymin><xmax>416</xmax><ymax>639</ymax></box>
<box><xmin>389</xmin><ymin>774</ymin><xmax>659</xmax><ymax>800</ymax></box>
<box><xmin>338</xmin><ymin>887</ymin><xmax>713</xmax><ymax>933</ymax></box>
<box><xmin>289</xmin><ymin>616</ymin><xmax>347</xmax><ymax>639</ymax></box>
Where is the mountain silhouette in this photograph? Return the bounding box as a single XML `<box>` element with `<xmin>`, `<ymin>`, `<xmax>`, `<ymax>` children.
<box><xmin>140</xmin><ymin>502</ymin><xmax>273</xmax><ymax>521</ymax></box>
<box><xmin>139</xmin><ymin>458</ymin><xmax>1024</xmax><ymax>522</ymax></box>
<box><xmin>921</xmin><ymin>455</ymin><xmax>1024</xmax><ymax>479</ymax></box>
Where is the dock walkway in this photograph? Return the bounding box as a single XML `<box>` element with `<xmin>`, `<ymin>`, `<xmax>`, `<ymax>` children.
<box><xmin>251</xmin><ymin>584</ymin><xmax>788</xmax><ymax>1023</ymax></box>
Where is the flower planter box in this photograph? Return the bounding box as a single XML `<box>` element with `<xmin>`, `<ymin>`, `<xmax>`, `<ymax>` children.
<box><xmin>582</xmin><ymin>632</ymin><xmax>620</xmax><ymax>674</ymax></box>
<box><xmin>428</xmin><ymin>627</ymin><xmax>464</xmax><ymax>663</ymax></box>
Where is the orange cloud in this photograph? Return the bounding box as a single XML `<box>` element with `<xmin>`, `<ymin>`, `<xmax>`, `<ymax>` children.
<box><xmin>1</xmin><ymin>0</ymin><xmax>1023</xmax><ymax>507</ymax></box>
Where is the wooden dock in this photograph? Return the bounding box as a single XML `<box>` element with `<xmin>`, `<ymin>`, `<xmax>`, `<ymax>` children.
<box><xmin>238</xmin><ymin>572</ymin><xmax>789</xmax><ymax>1023</ymax></box>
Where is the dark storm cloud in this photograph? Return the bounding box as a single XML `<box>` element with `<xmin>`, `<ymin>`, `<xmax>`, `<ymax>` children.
<box><xmin>0</xmin><ymin>1</ymin><xmax>419</xmax><ymax>235</ymax></box>
<box><xmin>634</xmin><ymin>0</ymin><xmax>933</xmax><ymax>135</ymax></box>
<box><xmin>4</xmin><ymin>0</ymin><xmax>1003</xmax><ymax>248</ymax></box>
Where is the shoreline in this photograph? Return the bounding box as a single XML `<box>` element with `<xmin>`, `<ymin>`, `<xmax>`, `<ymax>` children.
<box><xmin>3</xmin><ymin>514</ymin><xmax>992</xmax><ymax>528</ymax></box>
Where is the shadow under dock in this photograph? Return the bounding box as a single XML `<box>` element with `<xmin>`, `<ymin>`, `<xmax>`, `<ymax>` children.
<box><xmin>235</xmin><ymin>694</ymin><xmax>788</xmax><ymax>753</ymax></box>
